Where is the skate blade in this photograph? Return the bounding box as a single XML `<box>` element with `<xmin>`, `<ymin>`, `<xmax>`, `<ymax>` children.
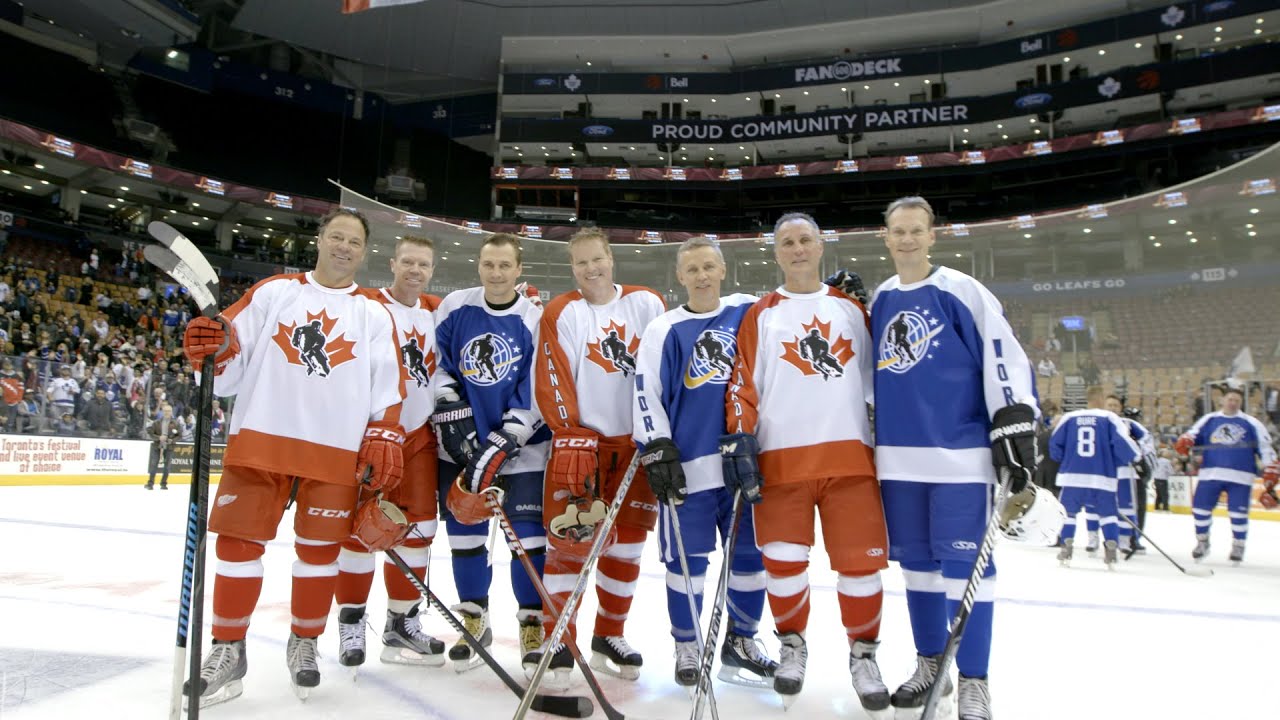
<box><xmin>1058</xmin><ymin>559</ymin><xmax>1071</xmax><ymax>567</ymax></box>
<box><xmin>778</xmin><ymin>691</ymin><xmax>800</xmax><ymax>710</ymax></box>
<box><xmin>292</xmin><ymin>684</ymin><xmax>311</xmax><ymax>702</ymax></box>
<box><xmin>381</xmin><ymin>646</ymin><xmax>447</xmax><ymax>667</ymax></box>
<box><xmin>452</xmin><ymin>654</ymin><xmax>487</xmax><ymax>674</ymax></box>
<box><xmin>863</xmin><ymin>709</ymin><xmax>894</xmax><ymax>720</ymax></box>
<box><xmin>183</xmin><ymin>679</ymin><xmax>244</xmax><ymax>710</ymax></box>
<box><xmin>588</xmin><ymin>652</ymin><xmax>640</xmax><ymax>681</ymax></box>
<box><xmin>717</xmin><ymin>664</ymin><xmax>773</xmax><ymax>689</ymax></box>
<box><xmin>893</xmin><ymin>696</ymin><xmax>951</xmax><ymax>720</ymax></box>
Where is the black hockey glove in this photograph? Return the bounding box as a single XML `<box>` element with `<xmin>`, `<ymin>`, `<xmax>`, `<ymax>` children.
<box><xmin>824</xmin><ymin>269</ymin><xmax>869</xmax><ymax>306</ymax></box>
<box><xmin>719</xmin><ymin>432</ymin><xmax>764</xmax><ymax>505</ymax></box>
<box><xmin>640</xmin><ymin>437</ymin><xmax>687</xmax><ymax>506</ymax></box>
<box><xmin>463</xmin><ymin>429</ymin><xmax>519</xmax><ymax>494</ymax></box>
<box><xmin>990</xmin><ymin>403</ymin><xmax>1037</xmax><ymax>494</ymax></box>
<box><xmin>431</xmin><ymin>399</ymin><xmax>479</xmax><ymax>466</ymax></box>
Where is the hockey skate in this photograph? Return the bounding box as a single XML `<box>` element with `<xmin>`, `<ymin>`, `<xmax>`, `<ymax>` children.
<box><xmin>382</xmin><ymin>604</ymin><xmax>446</xmax><ymax>666</ymax></box>
<box><xmin>1103</xmin><ymin>540</ymin><xmax>1118</xmax><ymax>570</ymax></box>
<box><xmin>589</xmin><ymin>635</ymin><xmax>643</xmax><ymax>681</ymax></box>
<box><xmin>849</xmin><ymin>639</ymin><xmax>892</xmax><ymax>719</ymax></box>
<box><xmin>719</xmin><ymin>632</ymin><xmax>778</xmax><ymax>689</ymax></box>
<box><xmin>1192</xmin><ymin>535</ymin><xmax>1210</xmax><ymax>562</ymax></box>
<box><xmin>773</xmin><ymin>631</ymin><xmax>808</xmax><ymax>709</ymax></box>
<box><xmin>517</xmin><ymin>608</ymin><xmax>544</xmax><ymax>660</ymax></box>
<box><xmin>286</xmin><ymin>633</ymin><xmax>321</xmax><ymax>700</ymax></box>
<box><xmin>956</xmin><ymin>675</ymin><xmax>992</xmax><ymax>720</ymax></box>
<box><xmin>673</xmin><ymin>639</ymin><xmax>701</xmax><ymax>696</ymax></box>
<box><xmin>523</xmin><ymin>640</ymin><xmax>574</xmax><ymax>691</ymax></box>
<box><xmin>183</xmin><ymin>639</ymin><xmax>246</xmax><ymax>709</ymax></box>
<box><xmin>1056</xmin><ymin>538</ymin><xmax>1073</xmax><ymax>567</ymax></box>
<box><xmin>1229</xmin><ymin>539</ymin><xmax>1245</xmax><ymax>565</ymax></box>
<box><xmin>1085</xmin><ymin>531</ymin><xmax>1099</xmax><ymax>555</ymax></box>
<box><xmin>337</xmin><ymin>606</ymin><xmax>366</xmax><ymax>676</ymax></box>
<box><xmin>447</xmin><ymin>602</ymin><xmax>491</xmax><ymax>673</ymax></box>
<box><xmin>891</xmin><ymin>653</ymin><xmax>953</xmax><ymax>719</ymax></box>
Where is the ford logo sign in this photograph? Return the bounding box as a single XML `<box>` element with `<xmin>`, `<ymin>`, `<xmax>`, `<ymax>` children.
<box><xmin>582</xmin><ymin>125</ymin><xmax>615</xmax><ymax>137</ymax></box>
<box><xmin>1015</xmin><ymin>93</ymin><xmax>1053</xmax><ymax>110</ymax></box>
<box><xmin>532</xmin><ymin>77</ymin><xmax>557</xmax><ymax>88</ymax></box>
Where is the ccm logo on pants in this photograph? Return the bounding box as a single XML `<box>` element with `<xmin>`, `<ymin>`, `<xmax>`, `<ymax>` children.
<box><xmin>308</xmin><ymin>507</ymin><xmax>352</xmax><ymax>519</ymax></box>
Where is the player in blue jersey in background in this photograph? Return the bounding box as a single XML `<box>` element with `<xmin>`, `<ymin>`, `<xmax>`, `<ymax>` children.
<box><xmin>1105</xmin><ymin>394</ymin><xmax>1156</xmax><ymax>555</ymax></box>
<box><xmin>1175</xmin><ymin>386</ymin><xmax>1276</xmax><ymax>563</ymax></box>
<box><xmin>1040</xmin><ymin>385</ymin><xmax>1139</xmax><ymax>569</ymax></box>
<box><xmin>430</xmin><ymin>232</ymin><xmax>552</xmax><ymax>670</ymax></box>
<box><xmin>863</xmin><ymin>196</ymin><xmax>1040</xmax><ymax>720</ymax></box>
<box><xmin>633</xmin><ymin>236</ymin><xmax>777</xmax><ymax>692</ymax></box>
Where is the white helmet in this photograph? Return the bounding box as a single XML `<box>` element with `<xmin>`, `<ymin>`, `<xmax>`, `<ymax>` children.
<box><xmin>999</xmin><ymin>485</ymin><xmax>1067</xmax><ymax>546</ymax></box>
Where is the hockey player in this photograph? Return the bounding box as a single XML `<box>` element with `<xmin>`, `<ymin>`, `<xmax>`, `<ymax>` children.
<box><xmin>1104</xmin><ymin>395</ymin><xmax>1155</xmax><ymax>555</ymax></box>
<box><xmin>335</xmin><ymin>235</ymin><xmax>447</xmax><ymax>670</ymax></box>
<box><xmin>181</xmin><ymin>208</ymin><xmax>406</xmax><ymax>706</ymax></box>
<box><xmin>531</xmin><ymin>228</ymin><xmax>665</xmax><ymax>685</ymax></box>
<box><xmin>725</xmin><ymin>212</ymin><xmax>890</xmax><ymax>713</ymax></box>
<box><xmin>1040</xmin><ymin>385</ymin><xmax>1139</xmax><ymax>569</ymax></box>
<box><xmin>1176</xmin><ymin>387</ymin><xmax>1276</xmax><ymax>563</ymax></box>
<box><xmin>431</xmin><ymin>233</ymin><xmax>551</xmax><ymax>670</ymax></box>
<box><xmin>868</xmin><ymin>196</ymin><xmax>1039</xmax><ymax>720</ymax></box>
<box><xmin>633</xmin><ymin>236</ymin><xmax>776</xmax><ymax>691</ymax></box>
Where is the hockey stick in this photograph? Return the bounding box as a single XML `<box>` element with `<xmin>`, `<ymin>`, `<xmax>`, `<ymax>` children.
<box><xmin>484</xmin><ymin>490</ymin><xmax>625</xmax><ymax>720</ymax></box>
<box><xmin>920</xmin><ymin>451</ymin><xmax>1020</xmax><ymax>720</ymax></box>
<box><xmin>144</xmin><ymin>236</ymin><xmax>220</xmax><ymax>720</ymax></box>
<box><xmin>515</xmin><ymin>454</ymin><xmax>641</xmax><ymax>720</ymax></box>
<box><xmin>689</xmin><ymin>491</ymin><xmax>745</xmax><ymax>720</ymax></box>
<box><xmin>383</xmin><ymin>547</ymin><xmax>594</xmax><ymax>718</ymax></box>
<box><xmin>667</xmin><ymin>499</ymin><xmax>718</xmax><ymax>720</ymax></box>
<box><xmin>1115</xmin><ymin>513</ymin><xmax>1213</xmax><ymax>577</ymax></box>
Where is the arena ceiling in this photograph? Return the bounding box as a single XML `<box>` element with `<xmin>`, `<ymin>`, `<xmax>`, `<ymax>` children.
<box><xmin>8</xmin><ymin>0</ymin><xmax>1177</xmax><ymax>102</ymax></box>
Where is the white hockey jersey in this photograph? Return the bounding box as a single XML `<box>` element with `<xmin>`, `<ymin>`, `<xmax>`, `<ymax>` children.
<box><xmin>727</xmin><ymin>286</ymin><xmax>876</xmax><ymax>483</ymax></box>
<box><xmin>870</xmin><ymin>266</ymin><xmax>1037</xmax><ymax>485</ymax></box>
<box><xmin>634</xmin><ymin>294</ymin><xmax>757</xmax><ymax>494</ymax></box>
<box><xmin>212</xmin><ymin>272</ymin><xmax>405</xmax><ymax>485</ymax></box>
<box><xmin>1117</xmin><ymin>417</ymin><xmax>1156</xmax><ymax>481</ymax></box>
<box><xmin>537</xmin><ymin>284</ymin><xmax>665</xmax><ymax>440</ymax></box>
<box><xmin>361</xmin><ymin>288</ymin><xmax>441</xmax><ymax>454</ymax></box>
<box><xmin>434</xmin><ymin>286</ymin><xmax>549</xmax><ymax>473</ymax></box>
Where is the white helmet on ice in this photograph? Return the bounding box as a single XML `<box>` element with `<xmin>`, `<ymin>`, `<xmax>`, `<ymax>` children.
<box><xmin>999</xmin><ymin>485</ymin><xmax>1066</xmax><ymax>546</ymax></box>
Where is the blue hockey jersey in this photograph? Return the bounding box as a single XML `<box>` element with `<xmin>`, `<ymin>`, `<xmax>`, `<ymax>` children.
<box><xmin>1050</xmin><ymin>409</ymin><xmax>1140</xmax><ymax>491</ymax></box>
<box><xmin>435</xmin><ymin>286</ymin><xmax>550</xmax><ymax>472</ymax></box>
<box><xmin>633</xmin><ymin>294</ymin><xmax>756</xmax><ymax>495</ymax></box>
<box><xmin>870</xmin><ymin>266</ymin><xmax>1037</xmax><ymax>484</ymax></box>
<box><xmin>1183</xmin><ymin>411</ymin><xmax>1275</xmax><ymax>486</ymax></box>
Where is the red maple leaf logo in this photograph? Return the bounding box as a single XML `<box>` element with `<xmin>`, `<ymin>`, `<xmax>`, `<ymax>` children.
<box><xmin>271</xmin><ymin>309</ymin><xmax>358</xmax><ymax>375</ymax></box>
<box><xmin>586</xmin><ymin>320</ymin><xmax>640</xmax><ymax>375</ymax></box>
<box><xmin>780</xmin><ymin>316</ymin><xmax>856</xmax><ymax>378</ymax></box>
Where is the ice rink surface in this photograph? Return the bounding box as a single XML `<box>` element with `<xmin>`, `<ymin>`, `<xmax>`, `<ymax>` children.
<box><xmin>1</xmin><ymin>484</ymin><xmax>1275</xmax><ymax>719</ymax></box>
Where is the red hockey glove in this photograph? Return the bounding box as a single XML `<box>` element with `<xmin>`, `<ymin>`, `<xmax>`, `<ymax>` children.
<box><xmin>1174</xmin><ymin>434</ymin><xmax>1195</xmax><ymax>457</ymax></box>
<box><xmin>1263</xmin><ymin>462</ymin><xmax>1278</xmax><ymax>488</ymax></box>
<box><xmin>549</xmin><ymin>427</ymin><xmax>600</xmax><ymax>497</ymax></box>
<box><xmin>357</xmin><ymin>422</ymin><xmax>405</xmax><ymax>492</ymax></box>
<box><xmin>183</xmin><ymin>316</ymin><xmax>238</xmax><ymax>375</ymax></box>
<box><xmin>516</xmin><ymin>281</ymin><xmax>543</xmax><ymax>309</ymax></box>
<box><xmin>1260</xmin><ymin>488</ymin><xmax>1279</xmax><ymax>510</ymax></box>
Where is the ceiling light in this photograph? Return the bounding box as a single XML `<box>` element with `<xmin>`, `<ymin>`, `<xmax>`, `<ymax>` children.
<box><xmin>1098</xmin><ymin>49</ymin><xmax>1106</xmax><ymax>55</ymax></box>
<box><xmin>744</xmin><ymin>155</ymin><xmax>751</xmax><ymax>159</ymax></box>
<box><xmin>1249</xmin><ymin>231</ymin><xmax>1258</xmax><ymax>237</ymax></box>
<box><xmin>1189</xmin><ymin>238</ymin><xmax>1198</xmax><ymax>243</ymax></box>
<box><xmin>1149</xmin><ymin>235</ymin><xmax>1156</xmax><ymax>240</ymax></box>
<box><xmin>107</xmin><ymin>204</ymin><xmax>116</xmax><ymax>209</ymax></box>
<box><xmin>1083</xmin><ymin>228</ymin><xmax>1091</xmax><ymax>233</ymax></box>
<box><xmin>1259</xmin><ymin>18</ymin><xmax>1265</xmax><ymax>24</ymax></box>
<box><xmin>191</xmin><ymin>221</ymin><xmax>199</xmax><ymax>226</ymax></box>
<box><xmin>1185</xmin><ymin>230</ymin><xmax>1193</xmax><ymax>235</ymax></box>
<box><xmin>1246</xmin><ymin>223</ymin><xmax>1254</xmax><ymax>228</ymax></box>
<box><xmin>1029</xmin><ymin>117</ymin><xmax>1037</xmax><ymax>123</ymax></box>
<box><xmin>1063</xmin><ymin>56</ymin><xmax>1070</xmax><ymax>62</ymax></box>
<box><xmin>863</xmin><ymin>84</ymin><xmax>869</xmax><ymax>90</ymax></box>
<box><xmin>1168</xmin><ymin>219</ymin><xmax>1177</xmax><ymax>224</ymax></box>
<box><xmin>683</xmin><ymin>99</ymin><xmax>689</xmax><ymax>103</ymax></box>
<box><xmin>962</xmin><ymin>139</ymin><xmax>968</xmax><ymax>144</ymax></box>
<box><xmin>40</xmin><ymin>180</ymin><xmax>49</xmax><ymax>185</ymax></box>
<box><xmin>1153</xmin><ymin>241</ymin><xmax>1162</xmax><ymax>247</ymax></box>
<box><xmin>454</xmin><ymin>241</ymin><xmax>461</xmax><ymax>246</ymax></box>
<box><xmin>1001</xmin><ymin>134</ymin><xmax>1009</xmax><ymax>139</ymax></box>
<box><xmin>1249</xmin><ymin>208</ymin><xmax>1259</xmax><ymax>213</ymax></box>
<box><xmin>629</xmin><ymin>146</ymin><xmax>636</xmax><ymax>150</ymax></box>
<box><xmin>924</xmin><ymin>79</ymin><xmax>931</xmax><ymax>84</ymax></box>
<box><xmin>585</xmin><ymin>61</ymin><xmax>592</xmax><ymax>66</ymax></box>
<box><xmin>879</xmin><ymin>256</ymin><xmax>886</xmax><ymax>261</ymax></box>
<box><xmin>1215</xmin><ymin>26</ymin><xmax>1223</xmax><ymax>32</ymax></box>
<box><xmin>1134</xmin><ymin>42</ymin><xmax>1142</xmax><ymax>48</ymax></box>
<box><xmin>745</xmin><ymin>96</ymin><xmax>751</xmax><ymax>101</ymax></box>
<box><xmin>601</xmin><ymin>146</ymin><xmax>608</xmax><ymax>150</ymax></box>
<box><xmin>33</xmin><ymin>163</ymin><xmax>44</xmax><ymax>170</ymax></box>
<box><xmin>997</xmin><ymin>123</ymin><xmax>1003</xmax><ymax>129</ymax></box>
<box><xmin>1034</xmin><ymin>128</ymin><xmax>1041</xmax><ymax>134</ymax></box>
<box><xmin>22</xmin><ymin>185</ymin><xmax>31</xmax><ymax>190</ymax></box>
<box><xmin>1024</xmin><ymin>233</ymin><xmax>1032</xmax><ymax>239</ymax></box>
<box><xmin>962</xmin><ymin>128</ymin><xmax>969</xmax><ymax>133</ymax></box>
<box><xmin>1175</xmin><ymin>34</ymin><xmax>1183</xmax><ymax>40</ymax></box>
<box><xmin>1257</xmin><ymin>28</ymin><xmax>1264</xmax><ymax>34</ymax></box>
<box><xmin>540</xmin><ymin>146</ymin><xmax>546</xmax><ymax>150</ymax></box>
<box><xmin>192</xmin><ymin>202</ymin><xmax>200</xmax><ymax>207</ymax></box>
<box><xmin>120</xmin><ymin>185</ymin><xmax>129</xmax><ymax>191</ymax></box>
<box><xmin>79</xmin><ymin>189</ymin><xmax>86</xmax><ymax>194</ymax></box>
<box><xmin>1214</xmin><ymin>36</ymin><xmax>1222</xmax><ymax>42</ymax></box>
<box><xmin>265</xmin><ymin>216</ymin><xmax>273</xmax><ymax>221</ymax></box>
<box><xmin>803</xmin><ymin>90</ymin><xmax>809</xmax><ymax>95</ymax></box>
<box><xmin>710</xmin><ymin>98</ymin><xmax>717</xmax><ymax>103</ymax></box>
<box><xmin>893</xmin><ymin>81</ymin><xmax>900</xmax><ymax>87</ymax></box>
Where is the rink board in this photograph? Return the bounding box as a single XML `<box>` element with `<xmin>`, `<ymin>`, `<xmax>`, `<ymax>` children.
<box><xmin>0</xmin><ymin>433</ymin><xmax>224</xmax><ymax>487</ymax></box>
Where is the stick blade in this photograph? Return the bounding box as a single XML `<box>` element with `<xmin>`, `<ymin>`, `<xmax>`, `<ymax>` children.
<box><xmin>148</xmin><ymin>221</ymin><xmax>219</xmax><ymax>281</ymax></box>
<box><xmin>143</xmin><ymin>244</ymin><xmax>219</xmax><ymax>317</ymax></box>
<box><xmin>1183</xmin><ymin>566</ymin><xmax>1214</xmax><ymax>578</ymax></box>
<box><xmin>531</xmin><ymin>694</ymin><xmax>594</xmax><ymax>719</ymax></box>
